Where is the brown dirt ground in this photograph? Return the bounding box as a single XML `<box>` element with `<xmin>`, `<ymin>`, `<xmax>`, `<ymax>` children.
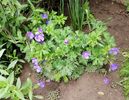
<box><xmin>20</xmin><ymin>0</ymin><xmax>129</xmax><ymax>100</ymax></box>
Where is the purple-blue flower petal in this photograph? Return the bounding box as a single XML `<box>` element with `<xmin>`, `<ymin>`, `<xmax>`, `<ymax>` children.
<box><xmin>46</xmin><ymin>20</ymin><xmax>51</xmax><ymax>25</ymax></box>
<box><xmin>38</xmin><ymin>81</ymin><xmax>45</xmax><ymax>88</ymax></box>
<box><xmin>109</xmin><ymin>48</ymin><xmax>119</xmax><ymax>55</ymax></box>
<box><xmin>103</xmin><ymin>77</ymin><xmax>110</xmax><ymax>85</ymax></box>
<box><xmin>32</xmin><ymin>58</ymin><xmax>38</xmax><ymax>66</ymax></box>
<box><xmin>34</xmin><ymin>33</ymin><xmax>44</xmax><ymax>43</ymax></box>
<box><xmin>110</xmin><ymin>63</ymin><xmax>118</xmax><ymax>71</ymax></box>
<box><xmin>26</xmin><ymin>32</ymin><xmax>34</xmax><ymax>40</ymax></box>
<box><xmin>36</xmin><ymin>65</ymin><xmax>42</xmax><ymax>73</ymax></box>
<box><xmin>64</xmin><ymin>39</ymin><xmax>69</xmax><ymax>44</ymax></box>
<box><xmin>82</xmin><ymin>51</ymin><xmax>91</xmax><ymax>59</ymax></box>
<box><xmin>38</xmin><ymin>28</ymin><xmax>43</xmax><ymax>33</ymax></box>
<box><xmin>41</xmin><ymin>13</ymin><xmax>48</xmax><ymax>19</ymax></box>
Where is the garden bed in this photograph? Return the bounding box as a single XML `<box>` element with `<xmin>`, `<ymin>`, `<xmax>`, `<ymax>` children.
<box><xmin>20</xmin><ymin>0</ymin><xmax>129</xmax><ymax>100</ymax></box>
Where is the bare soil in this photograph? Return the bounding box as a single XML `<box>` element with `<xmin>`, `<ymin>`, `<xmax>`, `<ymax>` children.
<box><xmin>20</xmin><ymin>0</ymin><xmax>129</xmax><ymax>100</ymax></box>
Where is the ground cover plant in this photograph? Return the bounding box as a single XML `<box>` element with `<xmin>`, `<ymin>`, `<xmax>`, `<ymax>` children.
<box><xmin>18</xmin><ymin>2</ymin><xmax>117</xmax><ymax>82</ymax></box>
<box><xmin>120</xmin><ymin>52</ymin><xmax>129</xmax><ymax>99</ymax></box>
<box><xmin>0</xmin><ymin>48</ymin><xmax>43</xmax><ymax>100</ymax></box>
<box><xmin>0</xmin><ymin>0</ymin><xmax>28</xmax><ymax>76</ymax></box>
<box><xmin>0</xmin><ymin>0</ymin><xmax>127</xmax><ymax>99</ymax></box>
<box><xmin>125</xmin><ymin>0</ymin><xmax>129</xmax><ymax>12</ymax></box>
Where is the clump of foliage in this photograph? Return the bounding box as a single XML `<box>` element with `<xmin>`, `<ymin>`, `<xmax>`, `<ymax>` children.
<box><xmin>120</xmin><ymin>52</ymin><xmax>129</xmax><ymax>97</ymax></box>
<box><xmin>60</xmin><ymin>0</ymin><xmax>94</xmax><ymax>30</ymax></box>
<box><xmin>125</xmin><ymin>0</ymin><xmax>129</xmax><ymax>12</ymax></box>
<box><xmin>19</xmin><ymin>4</ymin><xmax>116</xmax><ymax>82</ymax></box>
<box><xmin>0</xmin><ymin>0</ymin><xmax>29</xmax><ymax>76</ymax></box>
<box><xmin>0</xmin><ymin>72</ymin><xmax>32</xmax><ymax>100</ymax></box>
<box><xmin>24</xmin><ymin>0</ymin><xmax>60</xmax><ymax>12</ymax></box>
<box><xmin>0</xmin><ymin>0</ymin><xmax>117</xmax><ymax>84</ymax></box>
<box><xmin>67</xmin><ymin>0</ymin><xmax>95</xmax><ymax>30</ymax></box>
<box><xmin>68</xmin><ymin>0</ymin><xmax>86</xmax><ymax>30</ymax></box>
<box><xmin>0</xmin><ymin>48</ymin><xmax>43</xmax><ymax>100</ymax></box>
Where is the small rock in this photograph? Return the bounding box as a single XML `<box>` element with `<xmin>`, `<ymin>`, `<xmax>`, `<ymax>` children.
<box><xmin>98</xmin><ymin>91</ymin><xmax>105</xmax><ymax>96</ymax></box>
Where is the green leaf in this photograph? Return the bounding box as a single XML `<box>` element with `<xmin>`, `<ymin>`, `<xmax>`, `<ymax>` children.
<box><xmin>0</xmin><ymin>64</ymin><xmax>6</xmax><ymax>69</ymax></box>
<box><xmin>14</xmin><ymin>90</ymin><xmax>25</xmax><ymax>100</ymax></box>
<box><xmin>54</xmin><ymin>73</ymin><xmax>61</xmax><ymax>82</ymax></box>
<box><xmin>1</xmin><ymin>0</ymin><xmax>8</xmax><ymax>5</ymax></box>
<box><xmin>0</xmin><ymin>81</ymin><xmax>7</xmax><ymax>87</ymax></box>
<box><xmin>0</xmin><ymin>69</ymin><xmax>9</xmax><ymax>75</ymax></box>
<box><xmin>0</xmin><ymin>86</ymin><xmax>9</xmax><ymax>99</ymax></box>
<box><xmin>0</xmin><ymin>49</ymin><xmax>5</xmax><ymax>58</ymax></box>
<box><xmin>29</xmin><ymin>90</ymin><xmax>33</xmax><ymax>100</ymax></box>
<box><xmin>21</xmin><ymin>78</ymin><xmax>32</xmax><ymax>95</ymax></box>
<box><xmin>7</xmin><ymin>72</ymin><xmax>14</xmax><ymax>85</ymax></box>
<box><xmin>16</xmin><ymin>78</ymin><xmax>21</xmax><ymax>89</ymax></box>
<box><xmin>34</xmin><ymin>95</ymin><xmax>44</xmax><ymax>99</ymax></box>
<box><xmin>63</xmin><ymin>76</ymin><xmax>68</xmax><ymax>83</ymax></box>
<box><xmin>0</xmin><ymin>75</ymin><xmax>7</xmax><ymax>81</ymax></box>
<box><xmin>19</xmin><ymin>59</ymin><xmax>25</xmax><ymax>63</ymax></box>
<box><xmin>7</xmin><ymin>60</ymin><xmax>18</xmax><ymax>69</ymax></box>
<box><xmin>0</xmin><ymin>43</ymin><xmax>6</xmax><ymax>49</ymax></box>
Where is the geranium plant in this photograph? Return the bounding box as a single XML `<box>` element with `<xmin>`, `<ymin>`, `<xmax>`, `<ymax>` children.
<box><xmin>19</xmin><ymin>8</ymin><xmax>116</xmax><ymax>82</ymax></box>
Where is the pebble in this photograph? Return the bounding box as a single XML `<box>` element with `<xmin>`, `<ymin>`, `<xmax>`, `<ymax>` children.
<box><xmin>98</xmin><ymin>91</ymin><xmax>105</xmax><ymax>96</ymax></box>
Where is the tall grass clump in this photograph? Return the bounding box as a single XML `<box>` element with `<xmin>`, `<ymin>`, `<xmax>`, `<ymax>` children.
<box><xmin>68</xmin><ymin>0</ymin><xmax>87</xmax><ymax>30</ymax></box>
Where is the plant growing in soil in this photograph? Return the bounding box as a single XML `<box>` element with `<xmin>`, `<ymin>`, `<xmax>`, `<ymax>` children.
<box><xmin>0</xmin><ymin>72</ymin><xmax>43</xmax><ymax>100</ymax></box>
<box><xmin>20</xmin><ymin>5</ymin><xmax>116</xmax><ymax>82</ymax></box>
<box><xmin>120</xmin><ymin>52</ymin><xmax>129</xmax><ymax>97</ymax></box>
<box><xmin>0</xmin><ymin>48</ymin><xmax>43</xmax><ymax>100</ymax></box>
<box><xmin>0</xmin><ymin>0</ymin><xmax>29</xmax><ymax>76</ymax></box>
<box><xmin>125</xmin><ymin>0</ymin><xmax>129</xmax><ymax>12</ymax></box>
<box><xmin>0</xmin><ymin>49</ymin><xmax>39</xmax><ymax>100</ymax></box>
<box><xmin>0</xmin><ymin>72</ymin><xmax>31</xmax><ymax>100</ymax></box>
<box><xmin>68</xmin><ymin>0</ymin><xmax>86</xmax><ymax>30</ymax></box>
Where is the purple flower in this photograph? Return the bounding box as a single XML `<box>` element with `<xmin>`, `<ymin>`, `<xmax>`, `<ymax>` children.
<box><xmin>103</xmin><ymin>77</ymin><xmax>110</xmax><ymax>85</ymax></box>
<box><xmin>38</xmin><ymin>28</ymin><xmax>43</xmax><ymax>33</ymax></box>
<box><xmin>41</xmin><ymin>13</ymin><xmax>48</xmax><ymax>19</ymax></box>
<box><xmin>46</xmin><ymin>20</ymin><xmax>50</xmax><ymax>25</ymax></box>
<box><xmin>33</xmin><ymin>65</ymin><xmax>38</xmax><ymax>69</ymax></box>
<box><xmin>32</xmin><ymin>58</ymin><xmax>38</xmax><ymax>66</ymax></box>
<box><xmin>34</xmin><ymin>33</ymin><xmax>44</xmax><ymax>43</ymax></box>
<box><xmin>110</xmin><ymin>63</ymin><xmax>118</xmax><ymax>71</ymax></box>
<box><xmin>26</xmin><ymin>32</ymin><xmax>34</xmax><ymax>40</ymax></box>
<box><xmin>35</xmin><ymin>65</ymin><xmax>42</xmax><ymax>73</ymax></box>
<box><xmin>38</xmin><ymin>81</ymin><xmax>45</xmax><ymax>88</ymax></box>
<box><xmin>64</xmin><ymin>39</ymin><xmax>69</xmax><ymax>44</ymax></box>
<box><xmin>109</xmin><ymin>48</ymin><xmax>119</xmax><ymax>55</ymax></box>
<box><xmin>82</xmin><ymin>51</ymin><xmax>91</xmax><ymax>59</ymax></box>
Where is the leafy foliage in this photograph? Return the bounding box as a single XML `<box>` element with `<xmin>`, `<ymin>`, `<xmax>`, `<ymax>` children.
<box><xmin>68</xmin><ymin>0</ymin><xmax>86</xmax><ymax>30</ymax></box>
<box><xmin>0</xmin><ymin>47</ymin><xmax>42</xmax><ymax>100</ymax></box>
<box><xmin>120</xmin><ymin>52</ymin><xmax>129</xmax><ymax>97</ymax></box>
<box><xmin>125</xmin><ymin>0</ymin><xmax>129</xmax><ymax>12</ymax></box>
<box><xmin>0</xmin><ymin>72</ymin><xmax>41</xmax><ymax>100</ymax></box>
<box><xmin>0</xmin><ymin>0</ymin><xmax>28</xmax><ymax>76</ymax></box>
<box><xmin>20</xmin><ymin>8</ymin><xmax>116</xmax><ymax>82</ymax></box>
